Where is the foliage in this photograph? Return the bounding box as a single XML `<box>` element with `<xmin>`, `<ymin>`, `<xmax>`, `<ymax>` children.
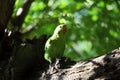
<box><xmin>13</xmin><ymin>0</ymin><xmax>120</xmax><ymax>61</ymax></box>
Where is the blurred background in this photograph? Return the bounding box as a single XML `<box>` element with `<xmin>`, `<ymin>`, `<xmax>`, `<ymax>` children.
<box><xmin>13</xmin><ymin>0</ymin><xmax>120</xmax><ymax>61</ymax></box>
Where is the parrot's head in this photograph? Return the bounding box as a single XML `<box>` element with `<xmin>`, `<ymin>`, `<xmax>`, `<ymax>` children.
<box><xmin>54</xmin><ymin>24</ymin><xmax>67</xmax><ymax>35</ymax></box>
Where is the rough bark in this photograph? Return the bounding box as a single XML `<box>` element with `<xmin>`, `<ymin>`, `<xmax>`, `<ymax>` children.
<box><xmin>0</xmin><ymin>0</ymin><xmax>16</xmax><ymax>75</ymax></box>
<box><xmin>41</xmin><ymin>48</ymin><xmax>120</xmax><ymax>80</ymax></box>
<box><xmin>0</xmin><ymin>0</ymin><xmax>37</xmax><ymax>80</ymax></box>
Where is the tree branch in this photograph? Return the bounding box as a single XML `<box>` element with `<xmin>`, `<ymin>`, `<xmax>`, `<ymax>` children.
<box><xmin>11</xmin><ymin>0</ymin><xmax>34</xmax><ymax>30</ymax></box>
<box><xmin>0</xmin><ymin>0</ymin><xmax>16</xmax><ymax>41</ymax></box>
<box><xmin>0</xmin><ymin>0</ymin><xmax>16</xmax><ymax>27</ymax></box>
<box><xmin>41</xmin><ymin>48</ymin><xmax>120</xmax><ymax>80</ymax></box>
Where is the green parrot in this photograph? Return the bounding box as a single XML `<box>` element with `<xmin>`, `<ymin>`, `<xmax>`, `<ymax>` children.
<box><xmin>44</xmin><ymin>24</ymin><xmax>67</xmax><ymax>63</ymax></box>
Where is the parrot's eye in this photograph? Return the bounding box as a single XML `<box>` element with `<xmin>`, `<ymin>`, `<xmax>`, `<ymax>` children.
<box><xmin>59</xmin><ymin>25</ymin><xmax>62</xmax><ymax>28</ymax></box>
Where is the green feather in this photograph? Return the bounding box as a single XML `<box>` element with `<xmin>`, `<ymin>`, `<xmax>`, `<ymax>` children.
<box><xmin>44</xmin><ymin>25</ymin><xmax>67</xmax><ymax>63</ymax></box>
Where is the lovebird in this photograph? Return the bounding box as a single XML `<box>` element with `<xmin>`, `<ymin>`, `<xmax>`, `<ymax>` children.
<box><xmin>44</xmin><ymin>24</ymin><xmax>67</xmax><ymax>63</ymax></box>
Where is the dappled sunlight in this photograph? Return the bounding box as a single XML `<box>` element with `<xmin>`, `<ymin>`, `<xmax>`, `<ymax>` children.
<box><xmin>13</xmin><ymin>0</ymin><xmax>120</xmax><ymax>61</ymax></box>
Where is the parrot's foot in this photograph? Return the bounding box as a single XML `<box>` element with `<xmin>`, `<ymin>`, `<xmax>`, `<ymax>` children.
<box><xmin>48</xmin><ymin>58</ymin><xmax>61</xmax><ymax>74</ymax></box>
<box><xmin>48</xmin><ymin>64</ymin><xmax>60</xmax><ymax>74</ymax></box>
<box><xmin>48</xmin><ymin>57</ymin><xmax>76</xmax><ymax>74</ymax></box>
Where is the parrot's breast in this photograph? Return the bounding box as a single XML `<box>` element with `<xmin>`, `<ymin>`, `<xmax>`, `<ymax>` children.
<box><xmin>45</xmin><ymin>36</ymin><xmax>65</xmax><ymax>62</ymax></box>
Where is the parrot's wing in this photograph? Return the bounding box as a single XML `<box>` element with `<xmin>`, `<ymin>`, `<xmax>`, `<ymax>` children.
<box><xmin>44</xmin><ymin>38</ymin><xmax>54</xmax><ymax>63</ymax></box>
<box><xmin>44</xmin><ymin>43</ymin><xmax>47</xmax><ymax>51</ymax></box>
<box><xmin>45</xmin><ymin>38</ymin><xmax>52</xmax><ymax>51</ymax></box>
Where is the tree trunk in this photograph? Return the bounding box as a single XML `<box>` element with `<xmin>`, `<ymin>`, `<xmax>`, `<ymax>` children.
<box><xmin>41</xmin><ymin>48</ymin><xmax>120</xmax><ymax>80</ymax></box>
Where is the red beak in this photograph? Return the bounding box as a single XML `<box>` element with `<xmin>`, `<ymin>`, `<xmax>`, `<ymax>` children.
<box><xmin>63</xmin><ymin>26</ymin><xmax>67</xmax><ymax>33</ymax></box>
